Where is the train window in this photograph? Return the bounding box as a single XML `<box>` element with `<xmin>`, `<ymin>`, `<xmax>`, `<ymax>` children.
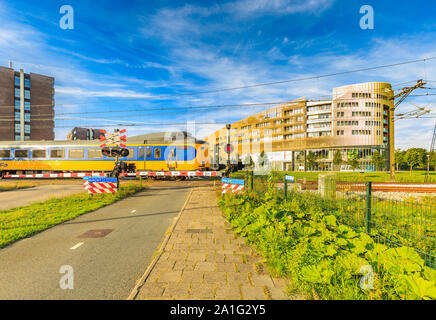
<box><xmin>32</xmin><ymin>150</ymin><xmax>46</xmax><ymax>158</ymax></box>
<box><xmin>69</xmin><ymin>149</ymin><xmax>84</xmax><ymax>159</ymax></box>
<box><xmin>146</xmin><ymin>148</ymin><xmax>152</xmax><ymax>158</ymax></box>
<box><xmin>0</xmin><ymin>150</ymin><xmax>10</xmax><ymax>158</ymax></box>
<box><xmin>88</xmin><ymin>149</ymin><xmax>103</xmax><ymax>159</ymax></box>
<box><xmin>15</xmin><ymin>149</ymin><xmax>29</xmax><ymax>158</ymax></box>
<box><xmin>50</xmin><ymin>149</ymin><xmax>65</xmax><ymax>158</ymax></box>
<box><xmin>154</xmin><ymin>148</ymin><xmax>161</xmax><ymax>159</ymax></box>
<box><xmin>139</xmin><ymin>148</ymin><xmax>144</xmax><ymax>159</ymax></box>
<box><xmin>127</xmin><ymin>148</ymin><xmax>134</xmax><ymax>159</ymax></box>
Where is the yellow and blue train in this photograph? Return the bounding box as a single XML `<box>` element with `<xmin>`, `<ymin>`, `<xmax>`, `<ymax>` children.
<box><xmin>0</xmin><ymin>139</ymin><xmax>210</xmax><ymax>175</ymax></box>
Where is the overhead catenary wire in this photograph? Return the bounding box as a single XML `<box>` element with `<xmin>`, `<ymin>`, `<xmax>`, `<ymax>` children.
<box><xmin>0</xmin><ymin>56</ymin><xmax>435</xmax><ymax>110</ymax></box>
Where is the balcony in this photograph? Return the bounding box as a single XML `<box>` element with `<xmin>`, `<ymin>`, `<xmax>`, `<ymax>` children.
<box><xmin>307</xmin><ymin>118</ymin><xmax>332</xmax><ymax>124</ymax></box>
<box><xmin>306</xmin><ymin>109</ymin><xmax>332</xmax><ymax>116</ymax></box>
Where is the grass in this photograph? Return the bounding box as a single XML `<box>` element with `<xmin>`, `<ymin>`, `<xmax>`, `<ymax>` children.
<box><xmin>230</xmin><ymin>170</ymin><xmax>436</xmax><ymax>183</ymax></box>
<box><xmin>0</xmin><ymin>180</ymin><xmax>147</xmax><ymax>248</ymax></box>
<box><xmin>0</xmin><ymin>181</ymin><xmax>36</xmax><ymax>192</ymax></box>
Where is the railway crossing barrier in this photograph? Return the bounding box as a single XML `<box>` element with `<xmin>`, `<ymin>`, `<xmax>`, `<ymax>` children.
<box><xmin>2</xmin><ymin>171</ymin><xmax>222</xmax><ymax>179</ymax></box>
<box><xmin>83</xmin><ymin>177</ymin><xmax>118</xmax><ymax>194</ymax></box>
<box><xmin>221</xmin><ymin>178</ymin><xmax>245</xmax><ymax>194</ymax></box>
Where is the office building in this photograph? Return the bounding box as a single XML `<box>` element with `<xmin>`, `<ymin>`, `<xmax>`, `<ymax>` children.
<box><xmin>0</xmin><ymin>64</ymin><xmax>55</xmax><ymax>141</ymax></box>
<box><xmin>205</xmin><ymin>82</ymin><xmax>394</xmax><ymax>171</ymax></box>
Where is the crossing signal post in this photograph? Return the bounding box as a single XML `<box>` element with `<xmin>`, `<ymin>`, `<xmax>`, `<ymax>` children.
<box><xmin>99</xmin><ymin>129</ymin><xmax>132</xmax><ymax>178</ymax></box>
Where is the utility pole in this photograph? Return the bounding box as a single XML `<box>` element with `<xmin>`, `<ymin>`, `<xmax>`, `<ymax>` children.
<box><xmin>389</xmin><ymin>79</ymin><xmax>427</xmax><ymax>181</ymax></box>
<box><xmin>426</xmin><ymin>123</ymin><xmax>436</xmax><ymax>181</ymax></box>
<box><xmin>225</xmin><ymin>124</ymin><xmax>231</xmax><ymax>176</ymax></box>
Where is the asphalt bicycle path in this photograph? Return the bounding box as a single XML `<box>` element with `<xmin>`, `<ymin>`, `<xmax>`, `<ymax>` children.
<box><xmin>0</xmin><ymin>182</ymin><xmax>193</xmax><ymax>299</ymax></box>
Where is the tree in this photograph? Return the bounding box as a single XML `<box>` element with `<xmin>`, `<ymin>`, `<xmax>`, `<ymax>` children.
<box><xmin>405</xmin><ymin>148</ymin><xmax>424</xmax><ymax>173</ymax></box>
<box><xmin>372</xmin><ymin>150</ymin><xmax>384</xmax><ymax>171</ymax></box>
<box><xmin>333</xmin><ymin>150</ymin><xmax>343</xmax><ymax>171</ymax></box>
<box><xmin>258</xmin><ymin>150</ymin><xmax>269</xmax><ymax>167</ymax></box>
<box><xmin>347</xmin><ymin>150</ymin><xmax>360</xmax><ymax>171</ymax></box>
<box><xmin>395</xmin><ymin>149</ymin><xmax>406</xmax><ymax>171</ymax></box>
<box><xmin>306</xmin><ymin>151</ymin><xmax>317</xmax><ymax>170</ymax></box>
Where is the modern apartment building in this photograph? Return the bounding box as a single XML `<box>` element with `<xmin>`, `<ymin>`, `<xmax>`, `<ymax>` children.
<box><xmin>205</xmin><ymin>82</ymin><xmax>394</xmax><ymax>171</ymax></box>
<box><xmin>0</xmin><ymin>65</ymin><xmax>55</xmax><ymax>141</ymax></box>
<box><xmin>67</xmin><ymin>127</ymin><xmax>104</xmax><ymax>140</ymax></box>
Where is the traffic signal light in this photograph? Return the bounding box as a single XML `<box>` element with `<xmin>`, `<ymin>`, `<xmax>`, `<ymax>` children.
<box><xmin>101</xmin><ymin>147</ymin><xmax>110</xmax><ymax>156</ymax></box>
<box><xmin>101</xmin><ymin>147</ymin><xmax>129</xmax><ymax>157</ymax></box>
<box><xmin>225</xmin><ymin>144</ymin><xmax>233</xmax><ymax>154</ymax></box>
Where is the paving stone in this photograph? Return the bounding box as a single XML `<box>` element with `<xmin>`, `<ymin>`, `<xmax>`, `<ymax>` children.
<box><xmin>215</xmin><ymin>284</ymin><xmax>241</xmax><ymax>300</ymax></box>
<box><xmin>163</xmin><ymin>283</ymin><xmax>191</xmax><ymax>298</ymax></box>
<box><xmin>136</xmin><ymin>282</ymin><xmax>166</xmax><ymax>299</ymax></box>
<box><xmin>225</xmin><ymin>254</ymin><xmax>243</xmax><ymax>263</ymax></box>
<box><xmin>204</xmin><ymin>271</ymin><xmax>227</xmax><ymax>284</ymax></box>
<box><xmin>206</xmin><ymin>253</ymin><xmax>226</xmax><ymax>263</ymax></box>
<box><xmin>189</xmin><ymin>283</ymin><xmax>215</xmax><ymax>299</ymax></box>
<box><xmin>180</xmin><ymin>271</ymin><xmax>204</xmax><ymax>283</ymax></box>
<box><xmin>215</xmin><ymin>262</ymin><xmax>236</xmax><ymax>272</ymax></box>
<box><xmin>264</xmin><ymin>286</ymin><xmax>289</xmax><ymax>300</ymax></box>
<box><xmin>186</xmin><ymin>252</ymin><xmax>207</xmax><ymax>262</ymax></box>
<box><xmin>146</xmin><ymin>270</ymin><xmax>160</xmax><ymax>282</ymax></box>
<box><xmin>249</xmin><ymin>274</ymin><xmax>275</xmax><ymax>287</ymax></box>
<box><xmin>194</xmin><ymin>261</ymin><xmax>215</xmax><ymax>271</ymax></box>
<box><xmin>241</xmin><ymin>285</ymin><xmax>267</xmax><ymax>300</ymax></box>
<box><xmin>159</xmin><ymin>270</ymin><xmax>183</xmax><ymax>282</ymax></box>
<box><xmin>235</xmin><ymin>263</ymin><xmax>255</xmax><ymax>273</ymax></box>
<box><xmin>172</xmin><ymin>261</ymin><xmax>196</xmax><ymax>271</ymax></box>
<box><xmin>154</xmin><ymin>260</ymin><xmax>176</xmax><ymax>271</ymax></box>
<box><xmin>134</xmin><ymin>187</ymin><xmax>299</xmax><ymax>301</ymax></box>
<box><xmin>227</xmin><ymin>272</ymin><xmax>250</xmax><ymax>284</ymax></box>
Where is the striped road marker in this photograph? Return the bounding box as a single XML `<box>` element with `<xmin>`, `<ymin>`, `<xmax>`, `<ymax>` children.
<box><xmin>83</xmin><ymin>177</ymin><xmax>118</xmax><ymax>194</ymax></box>
<box><xmin>221</xmin><ymin>178</ymin><xmax>245</xmax><ymax>194</ymax></box>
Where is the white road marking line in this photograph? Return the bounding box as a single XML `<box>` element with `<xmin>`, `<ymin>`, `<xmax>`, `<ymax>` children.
<box><xmin>70</xmin><ymin>242</ymin><xmax>84</xmax><ymax>250</ymax></box>
<box><xmin>131</xmin><ymin>210</ymin><xmax>137</xmax><ymax>213</ymax></box>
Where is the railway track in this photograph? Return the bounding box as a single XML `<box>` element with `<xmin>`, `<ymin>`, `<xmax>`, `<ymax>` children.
<box><xmin>300</xmin><ymin>181</ymin><xmax>436</xmax><ymax>193</ymax></box>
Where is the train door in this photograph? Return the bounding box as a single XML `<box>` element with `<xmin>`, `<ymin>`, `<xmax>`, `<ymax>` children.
<box><xmin>138</xmin><ymin>146</ymin><xmax>145</xmax><ymax>170</ymax></box>
<box><xmin>145</xmin><ymin>146</ymin><xmax>153</xmax><ymax>170</ymax></box>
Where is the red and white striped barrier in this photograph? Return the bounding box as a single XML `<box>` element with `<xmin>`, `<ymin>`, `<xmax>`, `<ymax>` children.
<box><xmin>221</xmin><ymin>178</ymin><xmax>245</xmax><ymax>194</ymax></box>
<box><xmin>83</xmin><ymin>179</ymin><xmax>118</xmax><ymax>194</ymax></box>
<box><xmin>221</xmin><ymin>183</ymin><xmax>245</xmax><ymax>194</ymax></box>
<box><xmin>2</xmin><ymin>171</ymin><xmax>221</xmax><ymax>179</ymax></box>
<box><xmin>124</xmin><ymin>171</ymin><xmax>221</xmax><ymax>177</ymax></box>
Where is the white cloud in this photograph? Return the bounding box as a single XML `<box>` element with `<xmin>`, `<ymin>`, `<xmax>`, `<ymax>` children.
<box><xmin>224</xmin><ymin>0</ymin><xmax>335</xmax><ymax>17</ymax></box>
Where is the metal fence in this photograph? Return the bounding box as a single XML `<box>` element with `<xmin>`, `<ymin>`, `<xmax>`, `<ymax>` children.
<box><xmin>333</xmin><ymin>181</ymin><xmax>436</xmax><ymax>269</ymax></box>
<box><xmin>278</xmin><ymin>177</ymin><xmax>436</xmax><ymax>269</ymax></box>
<box><xmin>236</xmin><ymin>171</ymin><xmax>436</xmax><ymax>269</ymax></box>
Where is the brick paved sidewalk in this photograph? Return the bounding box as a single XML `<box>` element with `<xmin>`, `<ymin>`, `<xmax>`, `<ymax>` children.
<box><xmin>133</xmin><ymin>186</ymin><xmax>290</xmax><ymax>300</ymax></box>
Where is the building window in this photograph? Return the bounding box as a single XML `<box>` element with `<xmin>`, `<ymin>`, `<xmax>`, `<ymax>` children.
<box><xmin>24</xmin><ymin>124</ymin><xmax>30</xmax><ymax>134</ymax></box>
<box><xmin>25</xmin><ymin>113</ymin><xmax>30</xmax><ymax>122</ymax></box>
<box><xmin>25</xmin><ymin>101</ymin><xmax>30</xmax><ymax>111</ymax></box>
<box><xmin>14</xmin><ymin>99</ymin><xmax>20</xmax><ymax>108</ymax></box>
<box><xmin>14</xmin><ymin>88</ymin><xmax>20</xmax><ymax>98</ymax></box>
<box><xmin>24</xmin><ymin>78</ymin><xmax>30</xmax><ymax>88</ymax></box>
<box><xmin>24</xmin><ymin>89</ymin><xmax>30</xmax><ymax>100</ymax></box>
<box><xmin>14</xmin><ymin>123</ymin><xmax>21</xmax><ymax>132</ymax></box>
<box><xmin>14</xmin><ymin>76</ymin><xmax>20</xmax><ymax>87</ymax></box>
<box><xmin>15</xmin><ymin>112</ymin><xmax>20</xmax><ymax>121</ymax></box>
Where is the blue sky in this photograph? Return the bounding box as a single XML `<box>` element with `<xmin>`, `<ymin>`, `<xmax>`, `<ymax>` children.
<box><xmin>1</xmin><ymin>0</ymin><xmax>436</xmax><ymax>149</ymax></box>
